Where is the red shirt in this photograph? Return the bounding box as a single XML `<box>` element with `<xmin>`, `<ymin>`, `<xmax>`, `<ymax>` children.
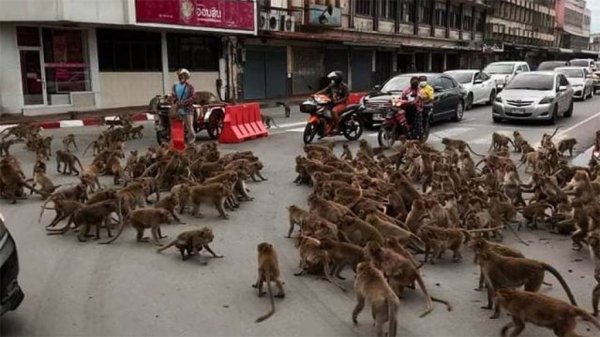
<box><xmin>401</xmin><ymin>86</ymin><xmax>424</xmax><ymax>111</ymax></box>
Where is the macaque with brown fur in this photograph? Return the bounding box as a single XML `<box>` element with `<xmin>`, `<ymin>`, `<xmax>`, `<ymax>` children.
<box><xmin>588</xmin><ymin>231</ymin><xmax>600</xmax><ymax>316</ymax></box>
<box><xmin>41</xmin><ymin>199</ymin><xmax>83</xmax><ymax>229</ymax></box>
<box><xmin>157</xmin><ymin>227</ymin><xmax>223</xmax><ymax>261</ymax></box>
<box><xmin>557</xmin><ymin>137</ymin><xmax>577</xmax><ymax>157</ymax></box>
<box><xmin>496</xmin><ymin>289</ymin><xmax>600</xmax><ymax>337</ymax></box>
<box><xmin>352</xmin><ymin>261</ymin><xmax>400</xmax><ymax>337</ymax></box>
<box><xmin>29</xmin><ymin>166</ymin><xmax>61</xmax><ymax>198</ymax></box>
<box><xmin>155</xmin><ymin>193</ymin><xmax>182</xmax><ymax>223</ymax></box>
<box><xmin>55</xmin><ymin>150</ymin><xmax>83</xmax><ymax>175</ymax></box>
<box><xmin>47</xmin><ymin>199</ymin><xmax>122</xmax><ymax>242</ymax></box>
<box><xmin>253</xmin><ymin>242</ymin><xmax>285</xmax><ymax>323</ymax></box>
<box><xmin>512</xmin><ymin>131</ymin><xmax>527</xmax><ymax>153</ymax></box>
<box><xmin>0</xmin><ymin>138</ymin><xmax>20</xmax><ymax>156</ymax></box>
<box><xmin>318</xmin><ymin>238</ymin><xmax>366</xmax><ymax>281</ymax></box>
<box><xmin>341</xmin><ymin>143</ymin><xmax>353</xmax><ymax>161</ymax></box>
<box><xmin>189</xmin><ymin>183</ymin><xmax>230</xmax><ymax>219</ymax></box>
<box><xmin>488</xmin><ymin>132</ymin><xmax>515</xmax><ymax>153</ymax></box>
<box><xmin>441</xmin><ymin>137</ymin><xmax>484</xmax><ymax>157</ymax></box>
<box><xmin>102</xmin><ymin>207</ymin><xmax>171</xmax><ymax>245</ymax></box>
<box><xmin>286</xmin><ymin>205</ymin><xmax>309</xmax><ymax>238</ymax></box>
<box><xmin>0</xmin><ymin>157</ymin><xmax>42</xmax><ymax>203</ymax></box>
<box><xmin>469</xmin><ymin>237</ymin><xmax>524</xmax><ymax>291</ymax></box>
<box><xmin>62</xmin><ymin>134</ymin><xmax>77</xmax><ymax>152</ymax></box>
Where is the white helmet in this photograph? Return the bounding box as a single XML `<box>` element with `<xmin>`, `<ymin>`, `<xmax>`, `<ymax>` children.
<box><xmin>177</xmin><ymin>68</ymin><xmax>191</xmax><ymax>79</ymax></box>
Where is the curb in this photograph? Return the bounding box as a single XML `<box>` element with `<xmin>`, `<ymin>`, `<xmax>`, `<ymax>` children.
<box><xmin>0</xmin><ymin>113</ymin><xmax>154</xmax><ymax>131</ymax></box>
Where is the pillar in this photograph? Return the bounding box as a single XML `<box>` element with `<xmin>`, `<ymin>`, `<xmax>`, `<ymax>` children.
<box><xmin>160</xmin><ymin>31</ymin><xmax>169</xmax><ymax>96</ymax></box>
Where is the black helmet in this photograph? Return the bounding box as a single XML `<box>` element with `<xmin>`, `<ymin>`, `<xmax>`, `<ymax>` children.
<box><xmin>327</xmin><ymin>71</ymin><xmax>344</xmax><ymax>84</ymax></box>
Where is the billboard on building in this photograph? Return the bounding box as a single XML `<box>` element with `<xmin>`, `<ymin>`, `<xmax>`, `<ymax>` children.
<box><xmin>135</xmin><ymin>0</ymin><xmax>255</xmax><ymax>33</ymax></box>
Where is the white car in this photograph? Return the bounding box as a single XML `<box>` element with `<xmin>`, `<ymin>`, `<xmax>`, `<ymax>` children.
<box><xmin>483</xmin><ymin>61</ymin><xmax>530</xmax><ymax>91</ymax></box>
<box><xmin>555</xmin><ymin>67</ymin><xmax>594</xmax><ymax>100</ymax></box>
<box><xmin>569</xmin><ymin>58</ymin><xmax>596</xmax><ymax>73</ymax></box>
<box><xmin>444</xmin><ymin>70</ymin><xmax>497</xmax><ymax>109</ymax></box>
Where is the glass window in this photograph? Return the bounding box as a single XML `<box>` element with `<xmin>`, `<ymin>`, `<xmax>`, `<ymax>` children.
<box><xmin>445</xmin><ymin>71</ymin><xmax>473</xmax><ymax>84</ymax></box>
<box><xmin>356</xmin><ymin>0</ymin><xmax>372</xmax><ymax>16</ymax></box>
<box><xmin>559</xmin><ymin>75</ymin><xmax>570</xmax><ymax>86</ymax></box>
<box><xmin>167</xmin><ymin>34</ymin><xmax>219</xmax><ymax>72</ymax></box>
<box><xmin>17</xmin><ymin>26</ymin><xmax>40</xmax><ymax>47</ymax></box>
<box><xmin>504</xmin><ymin>74</ymin><xmax>554</xmax><ymax>90</ymax></box>
<box><xmin>441</xmin><ymin>77</ymin><xmax>455</xmax><ymax>89</ymax></box>
<box><xmin>381</xmin><ymin>75</ymin><xmax>412</xmax><ymax>92</ymax></box>
<box><xmin>463</xmin><ymin>7</ymin><xmax>472</xmax><ymax>31</ymax></box>
<box><xmin>400</xmin><ymin>1</ymin><xmax>414</xmax><ymax>23</ymax></box>
<box><xmin>434</xmin><ymin>2</ymin><xmax>445</xmax><ymax>26</ymax></box>
<box><xmin>484</xmin><ymin>63</ymin><xmax>515</xmax><ymax>75</ymax></box>
<box><xmin>449</xmin><ymin>5</ymin><xmax>461</xmax><ymax>29</ymax></box>
<box><xmin>97</xmin><ymin>29</ymin><xmax>161</xmax><ymax>72</ymax></box>
<box><xmin>556</xmin><ymin>68</ymin><xmax>584</xmax><ymax>78</ymax></box>
<box><xmin>42</xmin><ymin>28</ymin><xmax>91</xmax><ymax>102</ymax></box>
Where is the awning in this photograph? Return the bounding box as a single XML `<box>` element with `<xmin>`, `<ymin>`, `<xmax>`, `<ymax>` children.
<box><xmin>559</xmin><ymin>48</ymin><xmax>574</xmax><ymax>54</ymax></box>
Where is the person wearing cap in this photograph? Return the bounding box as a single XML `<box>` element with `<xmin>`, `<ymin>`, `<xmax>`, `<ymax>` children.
<box><xmin>172</xmin><ymin>68</ymin><xmax>196</xmax><ymax>144</ymax></box>
<box><xmin>316</xmin><ymin>71</ymin><xmax>349</xmax><ymax>135</ymax></box>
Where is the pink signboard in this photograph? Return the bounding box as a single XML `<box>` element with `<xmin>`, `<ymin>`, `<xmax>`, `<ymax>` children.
<box><xmin>135</xmin><ymin>0</ymin><xmax>255</xmax><ymax>32</ymax></box>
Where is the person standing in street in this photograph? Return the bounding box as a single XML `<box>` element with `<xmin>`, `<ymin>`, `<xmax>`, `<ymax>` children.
<box><xmin>172</xmin><ymin>68</ymin><xmax>196</xmax><ymax>144</ymax></box>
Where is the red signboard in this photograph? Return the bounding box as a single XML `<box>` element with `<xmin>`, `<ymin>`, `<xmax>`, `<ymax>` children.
<box><xmin>135</xmin><ymin>0</ymin><xmax>255</xmax><ymax>32</ymax></box>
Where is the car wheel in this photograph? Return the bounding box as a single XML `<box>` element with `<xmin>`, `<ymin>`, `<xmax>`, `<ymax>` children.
<box><xmin>487</xmin><ymin>90</ymin><xmax>496</xmax><ymax>105</ymax></box>
<box><xmin>564</xmin><ymin>100</ymin><xmax>573</xmax><ymax>118</ymax></box>
<box><xmin>547</xmin><ymin>104</ymin><xmax>558</xmax><ymax>125</ymax></box>
<box><xmin>466</xmin><ymin>93</ymin><xmax>473</xmax><ymax>110</ymax></box>
<box><xmin>452</xmin><ymin>101</ymin><xmax>464</xmax><ymax>122</ymax></box>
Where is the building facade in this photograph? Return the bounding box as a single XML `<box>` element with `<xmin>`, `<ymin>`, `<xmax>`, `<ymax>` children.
<box><xmin>245</xmin><ymin>0</ymin><xmax>488</xmax><ymax>100</ymax></box>
<box><xmin>555</xmin><ymin>0</ymin><xmax>591</xmax><ymax>50</ymax></box>
<box><xmin>0</xmin><ymin>0</ymin><xmax>257</xmax><ymax>115</ymax></box>
<box><xmin>590</xmin><ymin>33</ymin><xmax>600</xmax><ymax>52</ymax></box>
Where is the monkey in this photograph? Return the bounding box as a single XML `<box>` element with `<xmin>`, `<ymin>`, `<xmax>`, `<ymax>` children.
<box><xmin>247</xmin><ymin>160</ymin><xmax>267</xmax><ymax>182</ymax></box>
<box><xmin>171</xmin><ymin>183</ymin><xmax>191</xmax><ymax>214</ymax></box>
<box><xmin>489</xmin><ymin>132</ymin><xmax>515</xmax><ymax>153</ymax></box>
<box><xmin>563</xmin><ymin>170</ymin><xmax>596</xmax><ymax>205</ymax></box>
<box><xmin>0</xmin><ymin>138</ymin><xmax>20</xmax><ymax>156</ymax></box>
<box><xmin>123</xmin><ymin>150</ymin><xmax>139</xmax><ymax>175</ymax></box>
<box><xmin>55</xmin><ymin>150</ymin><xmax>83</xmax><ymax>175</ymax></box>
<box><xmin>133</xmin><ymin>177</ymin><xmax>161</xmax><ymax>203</ymax></box>
<box><xmin>352</xmin><ymin>261</ymin><xmax>400</xmax><ymax>337</ymax></box>
<box><xmin>318</xmin><ymin>238</ymin><xmax>367</xmax><ymax>281</ymax></box>
<box><xmin>588</xmin><ymin>232</ymin><xmax>600</xmax><ymax>316</ymax></box>
<box><xmin>512</xmin><ymin>131</ymin><xmax>527</xmax><ymax>153</ymax></box>
<box><xmin>261</xmin><ymin>114</ymin><xmax>278</xmax><ymax>129</ymax></box>
<box><xmin>157</xmin><ymin>227</ymin><xmax>223</xmax><ymax>261</ymax></box>
<box><xmin>405</xmin><ymin>198</ymin><xmax>428</xmax><ymax>233</ymax></box>
<box><xmin>83</xmin><ymin>139</ymin><xmax>103</xmax><ymax>156</ymax></box>
<box><xmin>40</xmin><ymin>183</ymin><xmax>88</xmax><ymax>216</ymax></box>
<box><xmin>155</xmin><ymin>192</ymin><xmax>182</xmax><ymax>223</ymax></box>
<box><xmin>416</xmin><ymin>225</ymin><xmax>469</xmax><ymax>264</ymax></box>
<box><xmin>594</xmin><ymin>266</ymin><xmax>600</xmax><ymax>317</ymax></box>
<box><xmin>32</xmin><ymin>156</ymin><xmax>46</xmax><ymax>177</ymax></box>
<box><xmin>475</xmin><ymin>249</ymin><xmax>578</xmax><ymax>319</ymax></box>
<box><xmin>517</xmin><ymin>202</ymin><xmax>554</xmax><ymax>230</ymax></box>
<box><xmin>253</xmin><ymin>242</ymin><xmax>285</xmax><ymax>323</ymax></box>
<box><xmin>128</xmin><ymin>125</ymin><xmax>144</xmax><ymax>139</ymax></box>
<box><xmin>441</xmin><ymin>137</ymin><xmax>484</xmax><ymax>157</ymax></box>
<box><xmin>286</xmin><ymin>205</ymin><xmax>310</xmax><ymax>238</ymax></box>
<box><xmin>189</xmin><ymin>183</ymin><xmax>229</xmax><ymax>219</ymax></box>
<box><xmin>62</xmin><ymin>134</ymin><xmax>77</xmax><ymax>152</ymax></box>
<box><xmin>339</xmin><ymin>215</ymin><xmax>384</xmax><ymax>246</ymax></box>
<box><xmin>102</xmin><ymin>207</ymin><xmax>171</xmax><ymax>245</ymax></box>
<box><xmin>496</xmin><ymin>289</ymin><xmax>600</xmax><ymax>337</ymax></box>
<box><xmin>556</xmin><ymin>137</ymin><xmax>577</xmax><ymax>157</ymax></box>
<box><xmin>469</xmin><ymin>237</ymin><xmax>525</xmax><ymax>291</ymax></box>
<box><xmin>365</xmin><ymin>213</ymin><xmax>414</xmax><ymax>245</ymax></box>
<box><xmin>276</xmin><ymin>101</ymin><xmax>291</xmax><ymax>117</ymax></box>
<box><xmin>41</xmin><ymin>199</ymin><xmax>83</xmax><ymax>229</ymax></box>
<box><xmin>28</xmin><ymin>167</ymin><xmax>61</xmax><ymax>199</ymax></box>
<box><xmin>357</xmin><ymin>139</ymin><xmax>375</xmax><ymax>158</ymax></box>
<box><xmin>86</xmin><ymin>188</ymin><xmax>117</xmax><ymax>205</ymax></box>
<box><xmin>0</xmin><ymin>157</ymin><xmax>42</xmax><ymax>203</ymax></box>
<box><xmin>341</xmin><ymin>143</ymin><xmax>353</xmax><ymax>161</ymax></box>
<box><xmin>47</xmin><ymin>199</ymin><xmax>122</xmax><ymax>242</ymax></box>
<box><xmin>541</xmin><ymin>126</ymin><xmax>560</xmax><ymax>149</ymax></box>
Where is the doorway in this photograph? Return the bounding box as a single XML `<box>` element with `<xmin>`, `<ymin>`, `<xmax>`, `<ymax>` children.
<box><xmin>19</xmin><ymin>49</ymin><xmax>45</xmax><ymax>106</ymax></box>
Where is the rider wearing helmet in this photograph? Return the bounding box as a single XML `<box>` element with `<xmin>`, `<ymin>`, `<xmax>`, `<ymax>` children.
<box><xmin>172</xmin><ymin>68</ymin><xmax>196</xmax><ymax>144</ymax></box>
<box><xmin>317</xmin><ymin>71</ymin><xmax>349</xmax><ymax>133</ymax></box>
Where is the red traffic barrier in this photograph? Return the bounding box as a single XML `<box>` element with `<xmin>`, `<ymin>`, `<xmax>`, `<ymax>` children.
<box><xmin>347</xmin><ymin>92</ymin><xmax>367</xmax><ymax>105</ymax></box>
<box><xmin>170</xmin><ymin>118</ymin><xmax>186</xmax><ymax>152</ymax></box>
<box><xmin>219</xmin><ymin>103</ymin><xmax>268</xmax><ymax>143</ymax></box>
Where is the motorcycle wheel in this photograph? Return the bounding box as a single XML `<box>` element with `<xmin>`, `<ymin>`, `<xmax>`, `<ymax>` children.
<box><xmin>377</xmin><ymin>125</ymin><xmax>396</xmax><ymax>148</ymax></box>
<box><xmin>207</xmin><ymin>109</ymin><xmax>224</xmax><ymax>140</ymax></box>
<box><xmin>421</xmin><ymin>116</ymin><xmax>431</xmax><ymax>142</ymax></box>
<box><xmin>303</xmin><ymin>123</ymin><xmax>318</xmax><ymax>144</ymax></box>
<box><xmin>341</xmin><ymin>115</ymin><xmax>363</xmax><ymax>141</ymax></box>
<box><xmin>156</xmin><ymin>130</ymin><xmax>169</xmax><ymax>145</ymax></box>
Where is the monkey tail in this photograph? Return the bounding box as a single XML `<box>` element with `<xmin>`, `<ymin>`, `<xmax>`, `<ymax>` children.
<box><xmin>549</xmin><ymin>126</ymin><xmax>561</xmax><ymax>140</ymax></box>
<box><xmin>82</xmin><ymin>140</ymin><xmax>94</xmax><ymax>156</ymax></box>
<box><xmin>156</xmin><ymin>239</ymin><xmax>178</xmax><ymax>253</ymax></box>
<box><xmin>414</xmin><ymin>272</ymin><xmax>434</xmax><ymax>318</ymax></box>
<box><xmin>39</xmin><ymin>199</ymin><xmax>55</xmax><ymax>222</ymax></box>
<box><xmin>255</xmin><ymin>275</ymin><xmax>275</xmax><ymax>323</ymax></box>
<box><xmin>21</xmin><ymin>180</ymin><xmax>43</xmax><ymax>196</ymax></box>
<box><xmin>575</xmin><ymin>307</ymin><xmax>600</xmax><ymax>330</ymax></box>
<box><xmin>543</xmin><ymin>263</ymin><xmax>577</xmax><ymax>307</ymax></box>
<box><xmin>504</xmin><ymin>223</ymin><xmax>530</xmax><ymax>246</ymax></box>
<box><xmin>99</xmin><ymin>213</ymin><xmax>127</xmax><ymax>244</ymax></box>
<box><xmin>430</xmin><ymin>296</ymin><xmax>453</xmax><ymax>312</ymax></box>
<box><xmin>387</xmin><ymin>295</ymin><xmax>399</xmax><ymax>337</ymax></box>
<box><xmin>466</xmin><ymin>144</ymin><xmax>485</xmax><ymax>157</ymax></box>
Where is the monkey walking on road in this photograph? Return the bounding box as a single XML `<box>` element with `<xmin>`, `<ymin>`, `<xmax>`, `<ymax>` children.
<box><xmin>253</xmin><ymin>242</ymin><xmax>285</xmax><ymax>323</ymax></box>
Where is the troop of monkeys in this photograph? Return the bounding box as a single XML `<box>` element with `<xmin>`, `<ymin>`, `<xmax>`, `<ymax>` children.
<box><xmin>269</xmin><ymin>129</ymin><xmax>600</xmax><ymax>337</ymax></box>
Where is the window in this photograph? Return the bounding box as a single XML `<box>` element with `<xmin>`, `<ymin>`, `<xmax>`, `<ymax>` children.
<box><xmin>97</xmin><ymin>29</ymin><xmax>161</xmax><ymax>71</ymax></box>
<box><xmin>463</xmin><ymin>7</ymin><xmax>472</xmax><ymax>31</ymax></box>
<box><xmin>167</xmin><ymin>33</ymin><xmax>219</xmax><ymax>72</ymax></box>
<box><xmin>400</xmin><ymin>0</ymin><xmax>414</xmax><ymax>23</ymax></box>
<box><xmin>441</xmin><ymin>77</ymin><xmax>455</xmax><ymax>89</ymax></box>
<box><xmin>559</xmin><ymin>74</ymin><xmax>569</xmax><ymax>86</ymax></box>
<box><xmin>381</xmin><ymin>0</ymin><xmax>398</xmax><ymax>20</ymax></box>
<box><xmin>434</xmin><ymin>2</ymin><xmax>446</xmax><ymax>27</ymax></box>
<box><xmin>419</xmin><ymin>1</ymin><xmax>433</xmax><ymax>25</ymax></box>
<box><xmin>356</xmin><ymin>0</ymin><xmax>372</xmax><ymax>16</ymax></box>
<box><xmin>449</xmin><ymin>5</ymin><xmax>461</xmax><ymax>29</ymax></box>
<box><xmin>480</xmin><ymin>72</ymin><xmax>490</xmax><ymax>81</ymax></box>
<box><xmin>474</xmin><ymin>10</ymin><xmax>484</xmax><ymax>32</ymax></box>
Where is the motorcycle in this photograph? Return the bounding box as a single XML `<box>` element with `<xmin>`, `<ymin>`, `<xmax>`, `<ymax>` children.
<box><xmin>376</xmin><ymin>99</ymin><xmax>430</xmax><ymax>148</ymax></box>
<box><xmin>149</xmin><ymin>95</ymin><xmax>226</xmax><ymax>145</ymax></box>
<box><xmin>299</xmin><ymin>94</ymin><xmax>364</xmax><ymax>144</ymax></box>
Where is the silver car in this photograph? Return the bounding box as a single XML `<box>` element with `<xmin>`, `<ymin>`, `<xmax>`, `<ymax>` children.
<box><xmin>555</xmin><ymin>67</ymin><xmax>594</xmax><ymax>100</ymax></box>
<box><xmin>492</xmin><ymin>71</ymin><xmax>574</xmax><ymax>124</ymax></box>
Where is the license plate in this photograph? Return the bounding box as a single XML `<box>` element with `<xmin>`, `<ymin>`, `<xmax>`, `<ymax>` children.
<box><xmin>511</xmin><ymin>108</ymin><xmax>526</xmax><ymax>114</ymax></box>
<box><xmin>373</xmin><ymin>113</ymin><xmax>384</xmax><ymax>121</ymax></box>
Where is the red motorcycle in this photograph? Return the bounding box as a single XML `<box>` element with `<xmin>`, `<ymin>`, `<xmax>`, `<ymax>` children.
<box><xmin>376</xmin><ymin>99</ymin><xmax>430</xmax><ymax>148</ymax></box>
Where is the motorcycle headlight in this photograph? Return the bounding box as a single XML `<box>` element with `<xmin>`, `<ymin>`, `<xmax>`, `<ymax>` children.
<box><xmin>539</xmin><ymin>96</ymin><xmax>554</xmax><ymax>105</ymax></box>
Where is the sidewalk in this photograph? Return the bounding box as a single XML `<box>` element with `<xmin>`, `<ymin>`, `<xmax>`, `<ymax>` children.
<box><xmin>571</xmin><ymin>145</ymin><xmax>595</xmax><ymax>166</ymax></box>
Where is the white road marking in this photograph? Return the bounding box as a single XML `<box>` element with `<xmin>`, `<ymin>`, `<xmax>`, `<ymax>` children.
<box><xmin>533</xmin><ymin>111</ymin><xmax>600</xmax><ymax>148</ymax></box>
<box><xmin>276</xmin><ymin>121</ymin><xmax>307</xmax><ymax>129</ymax></box>
<box><xmin>431</xmin><ymin>127</ymin><xmax>475</xmax><ymax>139</ymax></box>
<box><xmin>288</xmin><ymin>127</ymin><xmax>307</xmax><ymax>133</ymax></box>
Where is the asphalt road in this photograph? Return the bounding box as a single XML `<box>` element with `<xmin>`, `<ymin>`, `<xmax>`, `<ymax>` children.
<box><xmin>1</xmin><ymin>97</ymin><xmax>599</xmax><ymax>336</ymax></box>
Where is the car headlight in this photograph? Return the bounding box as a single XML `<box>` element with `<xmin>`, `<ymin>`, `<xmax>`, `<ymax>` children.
<box><xmin>494</xmin><ymin>96</ymin><xmax>503</xmax><ymax>103</ymax></box>
<box><xmin>539</xmin><ymin>96</ymin><xmax>554</xmax><ymax>104</ymax></box>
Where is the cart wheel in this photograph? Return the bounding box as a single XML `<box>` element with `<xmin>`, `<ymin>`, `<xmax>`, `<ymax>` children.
<box><xmin>207</xmin><ymin>109</ymin><xmax>224</xmax><ymax>139</ymax></box>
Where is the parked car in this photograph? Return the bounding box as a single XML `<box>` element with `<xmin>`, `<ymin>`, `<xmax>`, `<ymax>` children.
<box><xmin>537</xmin><ymin>60</ymin><xmax>569</xmax><ymax>71</ymax></box>
<box><xmin>555</xmin><ymin>67</ymin><xmax>594</xmax><ymax>100</ymax></box>
<box><xmin>569</xmin><ymin>58</ymin><xmax>596</xmax><ymax>73</ymax></box>
<box><xmin>483</xmin><ymin>61</ymin><xmax>530</xmax><ymax>91</ymax></box>
<box><xmin>492</xmin><ymin>71</ymin><xmax>574</xmax><ymax>124</ymax></box>
<box><xmin>444</xmin><ymin>69</ymin><xmax>497</xmax><ymax>109</ymax></box>
<box><xmin>0</xmin><ymin>212</ymin><xmax>24</xmax><ymax>316</ymax></box>
<box><xmin>591</xmin><ymin>71</ymin><xmax>600</xmax><ymax>94</ymax></box>
<box><xmin>359</xmin><ymin>73</ymin><xmax>467</xmax><ymax>128</ymax></box>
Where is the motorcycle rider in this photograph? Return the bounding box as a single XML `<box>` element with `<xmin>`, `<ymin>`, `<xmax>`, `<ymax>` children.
<box><xmin>316</xmin><ymin>71</ymin><xmax>349</xmax><ymax>135</ymax></box>
<box><xmin>401</xmin><ymin>76</ymin><xmax>425</xmax><ymax>139</ymax></box>
<box><xmin>172</xmin><ymin>68</ymin><xmax>196</xmax><ymax>144</ymax></box>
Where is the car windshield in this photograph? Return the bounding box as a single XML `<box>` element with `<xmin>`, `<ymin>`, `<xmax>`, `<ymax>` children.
<box><xmin>504</xmin><ymin>74</ymin><xmax>554</xmax><ymax>90</ymax></box>
<box><xmin>484</xmin><ymin>63</ymin><xmax>515</xmax><ymax>74</ymax></box>
<box><xmin>570</xmin><ymin>60</ymin><xmax>589</xmax><ymax>67</ymax></box>
<box><xmin>446</xmin><ymin>72</ymin><xmax>473</xmax><ymax>84</ymax></box>
<box><xmin>537</xmin><ymin>62</ymin><xmax>565</xmax><ymax>70</ymax></box>
<box><xmin>380</xmin><ymin>76</ymin><xmax>412</xmax><ymax>93</ymax></box>
<box><xmin>556</xmin><ymin>68</ymin><xmax>584</xmax><ymax>78</ymax></box>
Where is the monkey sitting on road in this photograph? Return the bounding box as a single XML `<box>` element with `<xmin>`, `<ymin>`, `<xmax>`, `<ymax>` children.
<box><xmin>253</xmin><ymin>242</ymin><xmax>285</xmax><ymax>323</ymax></box>
<box><xmin>157</xmin><ymin>227</ymin><xmax>223</xmax><ymax>261</ymax></box>
<box><xmin>496</xmin><ymin>289</ymin><xmax>600</xmax><ymax>337</ymax></box>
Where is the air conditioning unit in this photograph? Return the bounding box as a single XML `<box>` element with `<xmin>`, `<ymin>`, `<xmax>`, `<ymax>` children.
<box><xmin>282</xmin><ymin>15</ymin><xmax>295</xmax><ymax>32</ymax></box>
<box><xmin>259</xmin><ymin>12</ymin><xmax>270</xmax><ymax>31</ymax></box>
<box><xmin>268</xmin><ymin>10</ymin><xmax>281</xmax><ymax>31</ymax></box>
